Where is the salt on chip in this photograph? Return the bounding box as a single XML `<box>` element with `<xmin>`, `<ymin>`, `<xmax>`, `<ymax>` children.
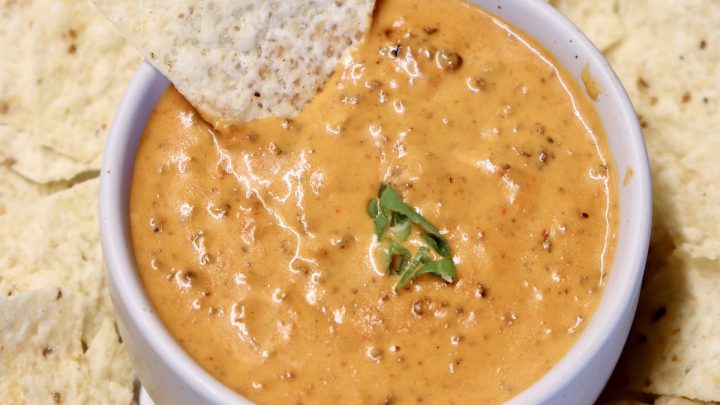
<box><xmin>93</xmin><ymin>0</ymin><xmax>375</xmax><ymax>123</ymax></box>
<box><xmin>0</xmin><ymin>289</ymin><xmax>133</xmax><ymax>404</ymax></box>
<box><xmin>626</xmin><ymin>252</ymin><xmax>720</xmax><ymax>401</ymax></box>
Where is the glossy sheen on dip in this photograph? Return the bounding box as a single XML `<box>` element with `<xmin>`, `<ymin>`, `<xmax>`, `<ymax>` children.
<box><xmin>129</xmin><ymin>0</ymin><xmax>618</xmax><ymax>403</ymax></box>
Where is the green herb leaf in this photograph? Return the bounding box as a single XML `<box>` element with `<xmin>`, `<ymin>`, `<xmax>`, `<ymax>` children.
<box><xmin>389</xmin><ymin>217</ymin><xmax>411</xmax><ymax>241</ymax></box>
<box><xmin>393</xmin><ymin>247</ymin><xmax>431</xmax><ymax>292</ymax></box>
<box><xmin>368</xmin><ymin>185</ymin><xmax>458</xmax><ymax>293</ymax></box>
<box><xmin>414</xmin><ymin>258</ymin><xmax>457</xmax><ymax>283</ymax></box>
<box><xmin>379</xmin><ymin>187</ymin><xmax>451</xmax><ymax>257</ymax></box>
<box><xmin>394</xmin><ymin>257</ymin><xmax>457</xmax><ymax>292</ymax></box>
<box><xmin>385</xmin><ymin>240</ymin><xmax>411</xmax><ymax>275</ymax></box>
<box><xmin>421</xmin><ymin>234</ymin><xmax>443</xmax><ymax>257</ymax></box>
<box><xmin>367</xmin><ymin>198</ymin><xmax>389</xmax><ymax>238</ymax></box>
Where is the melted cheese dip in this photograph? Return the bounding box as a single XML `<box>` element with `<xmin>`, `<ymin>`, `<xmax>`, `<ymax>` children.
<box><xmin>130</xmin><ymin>0</ymin><xmax>618</xmax><ymax>402</ymax></box>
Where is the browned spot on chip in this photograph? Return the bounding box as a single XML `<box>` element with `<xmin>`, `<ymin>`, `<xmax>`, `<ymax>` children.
<box><xmin>636</xmin><ymin>77</ymin><xmax>649</xmax><ymax>91</ymax></box>
<box><xmin>681</xmin><ymin>92</ymin><xmax>692</xmax><ymax>103</ymax></box>
<box><xmin>700</xmin><ymin>39</ymin><xmax>707</xmax><ymax>49</ymax></box>
<box><xmin>42</xmin><ymin>346</ymin><xmax>53</xmax><ymax>357</ymax></box>
<box><xmin>2</xmin><ymin>157</ymin><xmax>16</xmax><ymax>168</ymax></box>
<box><xmin>651</xmin><ymin>306</ymin><xmax>667</xmax><ymax>322</ymax></box>
<box><xmin>56</xmin><ymin>288</ymin><xmax>63</xmax><ymax>300</ymax></box>
<box><xmin>67</xmin><ymin>44</ymin><xmax>77</xmax><ymax>54</ymax></box>
<box><xmin>52</xmin><ymin>391</ymin><xmax>62</xmax><ymax>404</ymax></box>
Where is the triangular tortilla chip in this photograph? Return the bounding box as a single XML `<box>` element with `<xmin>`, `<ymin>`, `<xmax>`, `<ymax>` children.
<box><xmin>627</xmin><ymin>253</ymin><xmax>720</xmax><ymax>401</ymax></box>
<box><xmin>93</xmin><ymin>0</ymin><xmax>375</xmax><ymax>123</ymax></box>
<box><xmin>0</xmin><ymin>289</ymin><xmax>133</xmax><ymax>404</ymax></box>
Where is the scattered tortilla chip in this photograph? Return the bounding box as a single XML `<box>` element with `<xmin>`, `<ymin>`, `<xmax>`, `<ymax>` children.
<box><xmin>30</xmin><ymin>0</ymin><xmax>141</xmax><ymax>164</ymax></box>
<box><xmin>93</xmin><ymin>0</ymin><xmax>375</xmax><ymax>123</ymax></box>
<box><xmin>0</xmin><ymin>0</ymin><xmax>35</xmax><ymax>130</ymax></box>
<box><xmin>0</xmin><ymin>0</ymin><xmax>141</xmax><ymax>182</ymax></box>
<box><xmin>604</xmin><ymin>0</ymin><xmax>720</xmax><ymax>260</ymax></box>
<box><xmin>553</xmin><ymin>2</ymin><xmax>720</xmax><ymax>401</ymax></box>
<box><xmin>0</xmin><ymin>179</ymin><xmax>112</xmax><ymax>342</ymax></box>
<box><xmin>550</xmin><ymin>0</ymin><xmax>625</xmax><ymax>52</ymax></box>
<box><xmin>626</xmin><ymin>252</ymin><xmax>720</xmax><ymax>401</ymax></box>
<box><xmin>0</xmin><ymin>165</ymin><xmax>52</xmax><ymax>217</ymax></box>
<box><xmin>0</xmin><ymin>289</ymin><xmax>133</xmax><ymax>404</ymax></box>
<box><xmin>0</xmin><ymin>123</ymin><xmax>97</xmax><ymax>185</ymax></box>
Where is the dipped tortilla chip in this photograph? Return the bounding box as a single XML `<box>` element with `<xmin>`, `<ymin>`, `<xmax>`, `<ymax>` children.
<box><xmin>93</xmin><ymin>0</ymin><xmax>375</xmax><ymax>123</ymax></box>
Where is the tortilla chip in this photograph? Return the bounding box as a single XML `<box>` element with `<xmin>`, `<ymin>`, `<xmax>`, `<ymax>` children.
<box><xmin>0</xmin><ymin>179</ymin><xmax>112</xmax><ymax>342</ymax></box>
<box><xmin>30</xmin><ymin>0</ymin><xmax>141</xmax><ymax>164</ymax></box>
<box><xmin>654</xmin><ymin>396</ymin><xmax>715</xmax><ymax>405</ymax></box>
<box><xmin>604</xmin><ymin>0</ymin><xmax>720</xmax><ymax>260</ymax></box>
<box><xmin>625</xmin><ymin>252</ymin><xmax>720</xmax><ymax>401</ymax></box>
<box><xmin>550</xmin><ymin>0</ymin><xmax>624</xmax><ymax>52</ymax></box>
<box><xmin>0</xmin><ymin>289</ymin><xmax>133</xmax><ymax>404</ymax></box>
<box><xmin>0</xmin><ymin>123</ymin><xmax>97</xmax><ymax>185</ymax></box>
<box><xmin>0</xmin><ymin>165</ymin><xmax>51</xmax><ymax>217</ymax></box>
<box><xmin>0</xmin><ymin>0</ymin><xmax>35</xmax><ymax>130</ymax></box>
<box><xmin>555</xmin><ymin>1</ymin><xmax>720</xmax><ymax>400</ymax></box>
<box><xmin>93</xmin><ymin>0</ymin><xmax>375</xmax><ymax>123</ymax></box>
<box><xmin>85</xmin><ymin>318</ymin><xmax>133</xmax><ymax>386</ymax></box>
<box><xmin>0</xmin><ymin>0</ymin><xmax>140</xmax><ymax>182</ymax></box>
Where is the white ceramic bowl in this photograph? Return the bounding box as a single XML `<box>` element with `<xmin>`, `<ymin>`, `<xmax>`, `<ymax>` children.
<box><xmin>100</xmin><ymin>1</ymin><xmax>652</xmax><ymax>403</ymax></box>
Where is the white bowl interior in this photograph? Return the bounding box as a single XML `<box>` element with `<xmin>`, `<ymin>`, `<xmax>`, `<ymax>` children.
<box><xmin>100</xmin><ymin>1</ymin><xmax>651</xmax><ymax>403</ymax></box>
<box><xmin>100</xmin><ymin>64</ymin><xmax>251</xmax><ymax>403</ymax></box>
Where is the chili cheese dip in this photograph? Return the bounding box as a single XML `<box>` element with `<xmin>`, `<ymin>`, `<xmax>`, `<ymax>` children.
<box><xmin>130</xmin><ymin>0</ymin><xmax>618</xmax><ymax>403</ymax></box>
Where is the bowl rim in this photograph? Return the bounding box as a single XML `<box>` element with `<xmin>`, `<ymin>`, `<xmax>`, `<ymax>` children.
<box><xmin>99</xmin><ymin>1</ymin><xmax>652</xmax><ymax>403</ymax></box>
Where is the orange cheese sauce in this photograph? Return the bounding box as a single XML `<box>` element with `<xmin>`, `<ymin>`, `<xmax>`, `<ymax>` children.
<box><xmin>130</xmin><ymin>0</ymin><xmax>618</xmax><ymax>403</ymax></box>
